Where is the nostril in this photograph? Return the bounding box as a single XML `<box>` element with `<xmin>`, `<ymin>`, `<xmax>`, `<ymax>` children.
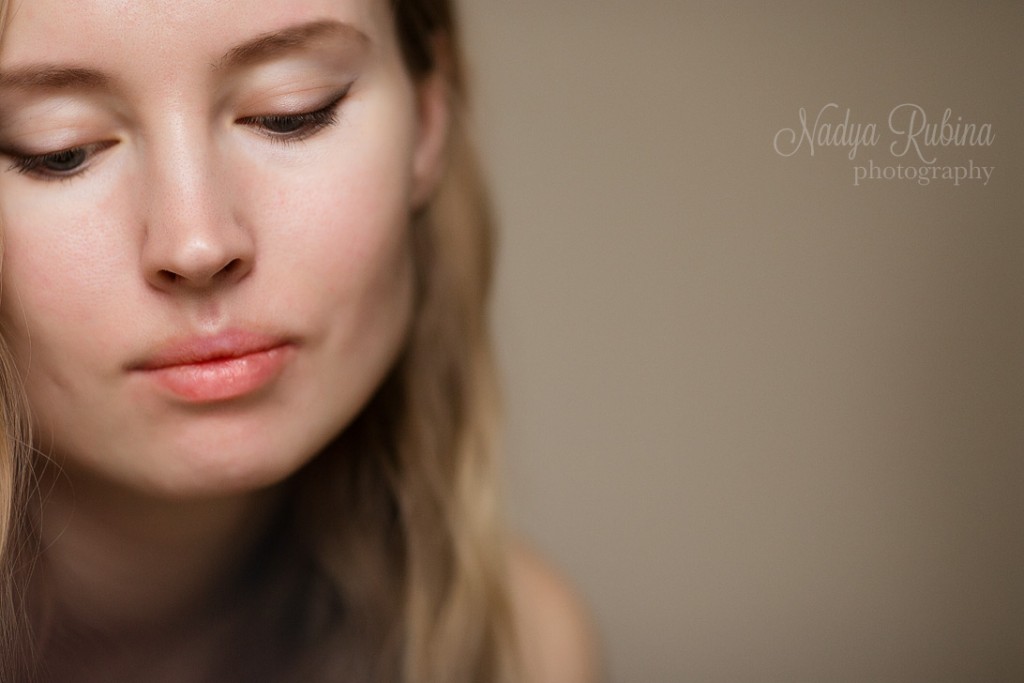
<box><xmin>148</xmin><ymin>255</ymin><xmax>251</xmax><ymax>291</ymax></box>
<box><xmin>142</xmin><ymin>222</ymin><xmax>255</xmax><ymax>291</ymax></box>
<box><xmin>217</xmin><ymin>258</ymin><xmax>251</xmax><ymax>282</ymax></box>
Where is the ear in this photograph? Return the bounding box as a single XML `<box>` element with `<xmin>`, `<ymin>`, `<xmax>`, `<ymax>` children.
<box><xmin>410</xmin><ymin>37</ymin><xmax>453</xmax><ymax>210</ymax></box>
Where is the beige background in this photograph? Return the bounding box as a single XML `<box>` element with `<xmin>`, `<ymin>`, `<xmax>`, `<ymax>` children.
<box><xmin>461</xmin><ymin>2</ymin><xmax>1023</xmax><ymax>682</ymax></box>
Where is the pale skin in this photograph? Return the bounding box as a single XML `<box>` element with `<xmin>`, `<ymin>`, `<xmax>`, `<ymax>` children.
<box><xmin>0</xmin><ymin>0</ymin><xmax>598</xmax><ymax>680</ymax></box>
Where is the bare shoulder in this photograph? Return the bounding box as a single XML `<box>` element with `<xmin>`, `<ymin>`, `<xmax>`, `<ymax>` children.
<box><xmin>508</xmin><ymin>539</ymin><xmax>604</xmax><ymax>683</ymax></box>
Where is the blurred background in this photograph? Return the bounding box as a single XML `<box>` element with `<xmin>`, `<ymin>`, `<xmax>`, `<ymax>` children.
<box><xmin>461</xmin><ymin>1</ymin><xmax>1023</xmax><ymax>682</ymax></box>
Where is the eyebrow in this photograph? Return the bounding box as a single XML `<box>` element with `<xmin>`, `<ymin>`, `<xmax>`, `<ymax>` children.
<box><xmin>215</xmin><ymin>19</ymin><xmax>371</xmax><ymax>71</ymax></box>
<box><xmin>0</xmin><ymin>66</ymin><xmax>109</xmax><ymax>91</ymax></box>
<box><xmin>0</xmin><ymin>19</ymin><xmax>369</xmax><ymax>92</ymax></box>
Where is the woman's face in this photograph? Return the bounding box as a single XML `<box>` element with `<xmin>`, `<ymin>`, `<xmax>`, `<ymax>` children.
<box><xmin>0</xmin><ymin>0</ymin><xmax>446</xmax><ymax>497</ymax></box>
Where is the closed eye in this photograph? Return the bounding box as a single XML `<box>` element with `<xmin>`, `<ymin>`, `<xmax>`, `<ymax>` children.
<box><xmin>237</xmin><ymin>84</ymin><xmax>352</xmax><ymax>143</ymax></box>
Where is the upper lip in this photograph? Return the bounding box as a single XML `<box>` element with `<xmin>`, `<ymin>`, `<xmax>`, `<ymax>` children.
<box><xmin>130</xmin><ymin>329</ymin><xmax>291</xmax><ymax>371</ymax></box>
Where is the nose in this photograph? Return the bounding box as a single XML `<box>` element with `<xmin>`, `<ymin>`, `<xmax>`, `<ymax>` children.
<box><xmin>140</xmin><ymin>135</ymin><xmax>254</xmax><ymax>293</ymax></box>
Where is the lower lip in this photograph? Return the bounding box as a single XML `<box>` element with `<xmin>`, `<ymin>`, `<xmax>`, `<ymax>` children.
<box><xmin>143</xmin><ymin>346</ymin><xmax>292</xmax><ymax>403</ymax></box>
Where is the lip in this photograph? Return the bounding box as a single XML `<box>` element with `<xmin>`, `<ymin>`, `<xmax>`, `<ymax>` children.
<box><xmin>131</xmin><ymin>329</ymin><xmax>295</xmax><ymax>403</ymax></box>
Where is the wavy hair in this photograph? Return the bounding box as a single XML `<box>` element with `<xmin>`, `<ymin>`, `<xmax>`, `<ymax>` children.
<box><xmin>289</xmin><ymin>0</ymin><xmax>517</xmax><ymax>680</ymax></box>
<box><xmin>0</xmin><ymin>339</ymin><xmax>33</xmax><ymax>683</ymax></box>
<box><xmin>0</xmin><ymin>0</ymin><xmax>517</xmax><ymax>680</ymax></box>
<box><xmin>1</xmin><ymin>4</ymin><xmax>39</xmax><ymax>679</ymax></box>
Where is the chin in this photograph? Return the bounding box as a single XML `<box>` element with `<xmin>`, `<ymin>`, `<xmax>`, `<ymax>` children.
<box><xmin>146</xmin><ymin>425</ymin><xmax>339</xmax><ymax>500</ymax></box>
<box><xmin>47</xmin><ymin>417</ymin><xmax>332</xmax><ymax>502</ymax></box>
<box><xmin>151</xmin><ymin>450</ymin><xmax>301</xmax><ymax>500</ymax></box>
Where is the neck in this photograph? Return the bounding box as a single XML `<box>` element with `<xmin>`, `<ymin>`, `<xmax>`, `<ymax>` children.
<box><xmin>34</xmin><ymin>461</ymin><xmax>286</xmax><ymax>677</ymax></box>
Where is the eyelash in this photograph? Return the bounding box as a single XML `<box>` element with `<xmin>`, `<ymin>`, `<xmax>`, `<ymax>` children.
<box><xmin>7</xmin><ymin>142</ymin><xmax>112</xmax><ymax>180</ymax></box>
<box><xmin>5</xmin><ymin>85</ymin><xmax>352</xmax><ymax>181</ymax></box>
<box><xmin>237</xmin><ymin>86</ymin><xmax>350</xmax><ymax>143</ymax></box>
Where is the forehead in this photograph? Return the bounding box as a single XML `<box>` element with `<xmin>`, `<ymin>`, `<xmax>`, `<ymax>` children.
<box><xmin>0</xmin><ymin>0</ymin><xmax>394</xmax><ymax>69</ymax></box>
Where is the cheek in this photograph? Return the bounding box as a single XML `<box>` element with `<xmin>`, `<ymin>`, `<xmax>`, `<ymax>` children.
<box><xmin>0</xmin><ymin>194</ymin><xmax>111</xmax><ymax>360</ymax></box>
<box><xmin>237</xmin><ymin>96</ymin><xmax>419</xmax><ymax>318</ymax></box>
<box><xmin>0</xmin><ymin>170</ymin><xmax>150</xmax><ymax>376</ymax></box>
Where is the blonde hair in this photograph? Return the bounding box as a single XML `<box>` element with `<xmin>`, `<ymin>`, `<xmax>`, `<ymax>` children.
<box><xmin>1</xmin><ymin>5</ymin><xmax>39</xmax><ymax>680</ymax></box>
<box><xmin>0</xmin><ymin>0</ymin><xmax>517</xmax><ymax>680</ymax></box>
<box><xmin>291</xmin><ymin>1</ymin><xmax>518</xmax><ymax>679</ymax></box>
<box><xmin>0</xmin><ymin>339</ymin><xmax>34</xmax><ymax>683</ymax></box>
